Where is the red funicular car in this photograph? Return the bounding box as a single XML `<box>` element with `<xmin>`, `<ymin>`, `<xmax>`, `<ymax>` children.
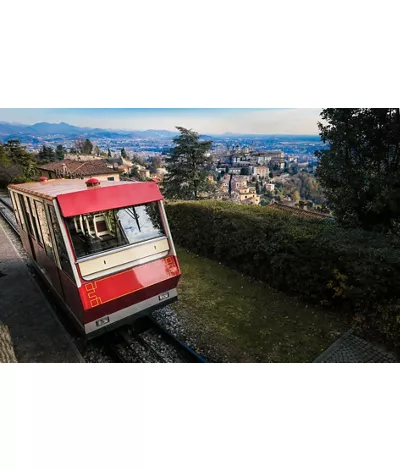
<box><xmin>8</xmin><ymin>177</ymin><xmax>181</xmax><ymax>337</ymax></box>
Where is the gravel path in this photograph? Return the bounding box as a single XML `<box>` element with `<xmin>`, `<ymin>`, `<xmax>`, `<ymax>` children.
<box><xmin>151</xmin><ymin>306</ymin><xmax>230</xmax><ymax>362</ymax></box>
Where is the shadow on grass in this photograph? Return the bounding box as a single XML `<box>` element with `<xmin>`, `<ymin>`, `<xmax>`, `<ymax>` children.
<box><xmin>174</xmin><ymin>247</ymin><xmax>349</xmax><ymax>362</ymax></box>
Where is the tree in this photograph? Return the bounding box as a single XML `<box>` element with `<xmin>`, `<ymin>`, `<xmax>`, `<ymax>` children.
<box><xmin>107</xmin><ymin>148</ymin><xmax>112</xmax><ymax>158</ymax></box>
<box><xmin>163</xmin><ymin>127</ymin><xmax>213</xmax><ymax>200</ymax></box>
<box><xmin>0</xmin><ymin>140</ymin><xmax>37</xmax><ymax>184</ymax></box>
<box><xmin>71</xmin><ymin>137</ymin><xmax>93</xmax><ymax>154</ymax></box>
<box><xmin>71</xmin><ymin>137</ymin><xmax>85</xmax><ymax>154</ymax></box>
<box><xmin>38</xmin><ymin>145</ymin><xmax>55</xmax><ymax>161</ymax></box>
<box><xmin>55</xmin><ymin>144</ymin><xmax>65</xmax><ymax>161</ymax></box>
<box><xmin>292</xmin><ymin>190</ymin><xmax>300</xmax><ymax>202</ymax></box>
<box><xmin>47</xmin><ymin>146</ymin><xmax>56</xmax><ymax>161</ymax></box>
<box><xmin>255</xmin><ymin>181</ymin><xmax>261</xmax><ymax>194</ymax></box>
<box><xmin>130</xmin><ymin>165</ymin><xmax>144</xmax><ymax>181</ymax></box>
<box><xmin>0</xmin><ymin>143</ymin><xmax>21</xmax><ymax>186</ymax></box>
<box><xmin>121</xmin><ymin>148</ymin><xmax>128</xmax><ymax>159</ymax></box>
<box><xmin>0</xmin><ymin>163</ymin><xmax>21</xmax><ymax>186</ymax></box>
<box><xmin>83</xmin><ymin>139</ymin><xmax>93</xmax><ymax>155</ymax></box>
<box><xmin>131</xmin><ymin>153</ymin><xmax>146</xmax><ymax>166</ymax></box>
<box><xmin>240</xmin><ymin>167</ymin><xmax>250</xmax><ymax>175</ymax></box>
<box><xmin>149</xmin><ymin>155</ymin><xmax>162</xmax><ymax>174</ymax></box>
<box><xmin>94</xmin><ymin>145</ymin><xmax>100</xmax><ymax>157</ymax></box>
<box><xmin>316</xmin><ymin>108</ymin><xmax>400</xmax><ymax>231</ymax></box>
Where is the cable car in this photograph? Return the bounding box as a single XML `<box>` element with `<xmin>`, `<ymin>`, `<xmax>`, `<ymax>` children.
<box><xmin>8</xmin><ymin>177</ymin><xmax>181</xmax><ymax>337</ymax></box>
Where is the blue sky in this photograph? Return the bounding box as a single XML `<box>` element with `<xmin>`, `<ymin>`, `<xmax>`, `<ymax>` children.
<box><xmin>0</xmin><ymin>108</ymin><xmax>322</xmax><ymax>134</ymax></box>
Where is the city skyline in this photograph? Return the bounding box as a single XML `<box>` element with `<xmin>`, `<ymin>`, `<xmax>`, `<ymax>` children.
<box><xmin>0</xmin><ymin>108</ymin><xmax>323</xmax><ymax>135</ymax></box>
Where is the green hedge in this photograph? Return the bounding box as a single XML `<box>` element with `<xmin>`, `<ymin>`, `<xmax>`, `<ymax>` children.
<box><xmin>166</xmin><ymin>200</ymin><xmax>400</xmax><ymax>346</ymax></box>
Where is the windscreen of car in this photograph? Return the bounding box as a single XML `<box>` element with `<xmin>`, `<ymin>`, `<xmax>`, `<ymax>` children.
<box><xmin>65</xmin><ymin>202</ymin><xmax>165</xmax><ymax>258</ymax></box>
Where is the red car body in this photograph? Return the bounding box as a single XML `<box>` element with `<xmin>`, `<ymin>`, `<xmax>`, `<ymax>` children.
<box><xmin>8</xmin><ymin>178</ymin><xmax>181</xmax><ymax>337</ymax></box>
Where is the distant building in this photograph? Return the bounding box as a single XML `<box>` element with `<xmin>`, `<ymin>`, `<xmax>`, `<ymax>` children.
<box><xmin>67</xmin><ymin>154</ymin><xmax>102</xmax><ymax>162</ymax></box>
<box><xmin>155</xmin><ymin>167</ymin><xmax>168</xmax><ymax>178</ymax></box>
<box><xmin>252</xmin><ymin>151</ymin><xmax>284</xmax><ymax>165</ymax></box>
<box><xmin>137</xmin><ymin>167</ymin><xmax>150</xmax><ymax>179</ymax></box>
<box><xmin>37</xmin><ymin>159</ymin><xmax>121</xmax><ymax>181</ymax></box>
<box><xmin>227</xmin><ymin>176</ymin><xmax>260</xmax><ymax>206</ymax></box>
<box><xmin>297</xmin><ymin>162</ymin><xmax>309</xmax><ymax>169</ymax></box>
<box><xmin>231</xmin><ymin>177</ymin><xmax>247</xmax><ymax>192</ymax></box>
<box><xmin>105</xmin><ymin>156</ymin><xmax>133</xmax><ymax>174</ymax></box>
<box><xmin>265</xmin><ymin>183</ymin><xmax>275</xmax><ymax>192</ymax></box>
<box><xmin>269</xmin><ymin>159</ymin><xmax>285</xmax><ymax>170</ymax></box>
<box><xmin>241</xmin><ymin>195</ymin><xmax>261</xmax><ymax>205</ymax></box>
<box><xmin>227</xmin><ymin>168</ymin><xmax>242</xmax><ymax>175</ymax></box>
<box><xmin>252</xmin><ymin>165</ymin><xmax>269</xmax><ymax>178</ymax></box>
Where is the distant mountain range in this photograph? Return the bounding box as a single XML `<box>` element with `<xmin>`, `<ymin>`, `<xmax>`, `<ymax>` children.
<box><xmin>0</xmin><ymin>121</ymin><xmax>320</xmax><ymax>143</ymax></box>
<box><xmin>0</xmin><ymin>121</ymin><xmax>179</xmax><ymax>142</ymax></box>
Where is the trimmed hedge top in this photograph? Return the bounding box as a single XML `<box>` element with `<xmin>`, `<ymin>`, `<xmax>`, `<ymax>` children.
<box><xmin>166</xmin><ymin>200</ymin><xmax>400</xmax><ymax>345</ymax></box>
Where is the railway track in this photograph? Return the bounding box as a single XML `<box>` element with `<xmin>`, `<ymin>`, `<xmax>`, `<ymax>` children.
<box><xmin>98</xmin><ymin>317</ymin><xmax>207</xmax><ymax>363</ymax></box>
<box><xmin>0</xmin><ymin>196</ymin><xmax>208</xmax><ymax>363</ymax></box>
<box><xmin>0</xmin><ymin>197</ymin><xmax>18</xmax><ymax>233</ymax></box>
<box><xmin>142</xmin><ymin>316</ymin><xmax>207</xmax><ymax>363</ymax></box>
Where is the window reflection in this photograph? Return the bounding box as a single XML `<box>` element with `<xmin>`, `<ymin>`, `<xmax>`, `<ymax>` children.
<box><xmin>66</xmin><ymin>202</ymin><xmax>165</xmax><ymax>259</ymax></box>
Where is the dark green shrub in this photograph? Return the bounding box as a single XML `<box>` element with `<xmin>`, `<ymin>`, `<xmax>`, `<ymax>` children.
<box><xmin>166</xmin><ymin>200</ymin><xmax>400</xmax><ymax>346</ymax></box>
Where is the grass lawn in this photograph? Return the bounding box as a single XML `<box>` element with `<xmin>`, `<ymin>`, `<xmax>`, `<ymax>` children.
<box><xmin>174</xmin><ymin>247</ymin><xmax>349</xmax><ymax>362</ymax></box>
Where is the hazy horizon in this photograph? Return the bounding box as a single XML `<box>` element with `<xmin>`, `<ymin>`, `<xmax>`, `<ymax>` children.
<box><xmin>0</xmin><ymin>108</ymin><xmax>323</xmax><ymax>135</ymax></box>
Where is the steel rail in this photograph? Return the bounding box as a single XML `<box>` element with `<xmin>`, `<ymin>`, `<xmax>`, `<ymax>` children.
<box><xmin>0</xmin><ymin>199</ymin><xmax>18</xmax><ymax>234</ymax></box>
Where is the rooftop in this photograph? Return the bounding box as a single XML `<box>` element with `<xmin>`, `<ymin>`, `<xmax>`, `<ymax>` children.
<box><xmin>9</xmin><ymin>179</ymin><xmax>163</xmax><ymax>217</ymax></box>
<box><xmin>9</xmin><ymin>178</ymin><xmax>140</xmax><ymax>200</ymax></box>
<box><xmin>37</xmin><ymin>159</ymin><xmax>121</xmax><ymax>177</ymax></box>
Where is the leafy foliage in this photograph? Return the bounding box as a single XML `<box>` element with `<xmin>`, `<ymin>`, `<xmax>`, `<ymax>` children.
<box><xmin>316</xmin><ymin>108</ymin><xmax>400</xmax><ymax>231</ymax></box>
<box><xmin>71</xmin><ymin>137</ymin><xmax>94</xmax><ymax>155</ymax></box>
<box><xmin>55</xmin><ymin>144</ymin><xmax>65</xmax><ymax>160</ymax></box>
<box><xmin>0</xmin><ymin>140</ymin><xmax>38</xmax><ymax>186</ymax></box>
<box><xmin>166</xmin><ymin>200</ymin><xmax>400</xmax><ymax>346</ymax></box>
<box><xmin>131</xmin><ymin>153</ymin><xmax>146</xmax><ymax>166</ymax></box>
<box><xmin>149</xmin><ymin>155</ymin><xmax>162</xmax><ymax>174</ymax></box>
<box><xmin>163</xmin><ymin>127</ymin><xmax>213</xmax><ymax>200</ymax></box>
<box><xmin>273</xmin><ymin>173</ymin><xmax>325</xmax><ymax>204</ymax></box>
<box><xmin>83</xmin><ymin>138</ymin><xmax>93</xmax><ymax>155</ymax></box>
<box><xmin>38</xmin><ymin>144</ymin><xmax>56</xmax><ymax>161</ymax></box>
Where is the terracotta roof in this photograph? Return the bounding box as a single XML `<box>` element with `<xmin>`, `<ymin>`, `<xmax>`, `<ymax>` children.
<box><xmin>37</xmin><ymin>159</ymin><xmax>120</xmax><ymax>177</ymax></box>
